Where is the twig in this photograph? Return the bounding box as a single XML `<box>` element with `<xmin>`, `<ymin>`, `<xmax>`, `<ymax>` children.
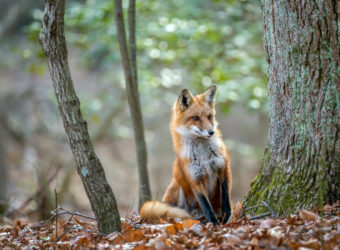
<box><xmin>240</xmin><ymin>204</ymin><xmax>264</xmax><ymax>217</ymax></box>
<box><xmin>55</xmin><ymin>226</ymin><xmax>71</xmax><ymax>242</ymax></box>
<box><xmin>45</xmin><ymin>207</ymin><xmax>96</xmax><ymax>223</ymax></box>
<box><xmin>249</xmin><ymin>212</ymin><xmax>271</xmax><ymax>220</ymax></box>
<box><xmin>54</xmin><ymin>225</ymin><xmax>107</xmax><ymax>242</ymax></box>
<box><xmin>67</xmin><ymin>225</ymin><xmax>106</xmax><ymax>236</ymax></box>
<box><xmin>239</xmin><ymin>200</ymin><xmax>278</xmax><ymax>221</ymax></box>
<box><xmin>261</xmin><ymin>201</ymin><xmax>278</xmax><ymax>219</ymax></box>
<box><xmin>55</xmin><ymin>190</ymin><xmax>58</xmax><ymax>241</ymax></box>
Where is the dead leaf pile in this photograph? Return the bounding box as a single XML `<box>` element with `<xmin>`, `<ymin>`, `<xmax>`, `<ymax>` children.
<box><xmin>1</xmin><ymin>203</ymin><xmax>339</xmax><ymax>249</ymax></box>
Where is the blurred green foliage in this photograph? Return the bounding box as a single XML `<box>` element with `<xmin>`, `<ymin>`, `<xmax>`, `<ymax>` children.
<box><xmin>27</xmin><ymin>0</ymin><xmax>267</xmax><ymax>114</ymax></box>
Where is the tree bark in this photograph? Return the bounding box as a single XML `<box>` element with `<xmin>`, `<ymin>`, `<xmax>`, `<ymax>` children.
<box><xmin>113</xmin><ymin>0</ymin><xmax>152</xmax><ymax>209</ymax></box>
<box><xmin>244</xmin><ymin>0</ymin><xmax>339</xmax><ymax>215</ymax></box>
<box><xmin>39</xmin><ymin>0</ymin><xmax>121</xmax><ymax>233</ymax></box>
<box><xmin>0</xmin><ymin>123</ymin><xmax>7</xmax><ymax>214</ymax></box>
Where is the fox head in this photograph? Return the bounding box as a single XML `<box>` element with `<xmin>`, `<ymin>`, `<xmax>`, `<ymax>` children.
<box><xmin>172</xmin><ymin>86</ymin><xmax>217</xmax><ymax>139</ymax></box>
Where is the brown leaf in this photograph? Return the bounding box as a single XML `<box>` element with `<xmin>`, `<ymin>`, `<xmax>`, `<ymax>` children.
<box><xmin>233</xmin><ymin>201</ymin><xmax>243</xmax><ymax>221</ymax></box>
<box><xmin>182</xmin><ymin>219</ymin><xmax>200</xmax><ymax>229</ymax></box>
<box><xmin>287</xmin><ymin>215</ymin><xmax>297</xmax><ymax>225</ymax></box>
<box><xmin>165</xmin><ymin>239</ymin><xmax>171</xmax><ymax>246</ymax></box>
<box><xmin>290</xmin><ymin>238</ymin><xmax>319</xmax><ymax>249</ymax></box>
<box><xmin>165</xmin><ymin>224</ymin><xmax>177</xmax><ymax>235</ymax></box>
<box><xmin>111</xmin><ymin>234</ymin><xmax>124</xmax><ymax>245</ymax></box>
<box><xmin>73</xmin><ymin>217</ymin><xmax>89</xmax><ymax>228</ymax></box>
<box><xmin>52</xmin><ymin>219</ymin><xmax>64</xmax><ymax>241</ymax></box>
<box><xmin>259</xmin><ymin>218</ymin><xmax>276</xmax><ymax>229</ymax></box>
<box><xmin>268</xmin><ymin>226</ymin><xmax>284</xmax><ymax>239</ymax></box>
<box><xmin>224</xmin><ymin>233</ymin><xmax>241</xmax><ymax>245</ymax></box>
<box><xmin>174</xmin><ymin>222</ymin><xmax>184</xmax><ymax>231</ymax></box>
<box><xmin>124</xmin><ymin>229</ymin><xmax>146</xmax><ymax>242</ymax></box>
<box><xmin>323</xmin><ymin>204</ymin><xmax>333</xmax><ymax>214</ymax></box>
<box><xmin>134</xmin><ymin>245</ymin><xmax>153</xmax><ymax>250</ymax></box>
<box><xmin>122</xmin><ymin>222</ymin><xmax>133</xmax><ymax>233</ymax></box>
<box><xmin>250</xmin><ymin>237</ymin><xmax>258</xmax><ymax>246</ymax></box>
<box><xmin>148</xmin><ymin>238</ymin><xmax>171</xmax><ymax>250</ymax></box>
<box><xmin>300</xmin><ymin>209</ymin><xmax>317</xmax><ymax>222</ymax></box>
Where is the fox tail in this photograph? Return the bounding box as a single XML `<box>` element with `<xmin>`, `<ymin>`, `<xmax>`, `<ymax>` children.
<box><xmin>140</xmin><ymin>201</ymin><xmax>192</xmax><ymax>223</ymax></box>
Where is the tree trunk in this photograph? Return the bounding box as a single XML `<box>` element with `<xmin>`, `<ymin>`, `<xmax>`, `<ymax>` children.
<box><xmin>113</xmin><ymin>0</ymin><xmax>152</xmax><ymax>209</ymax></box>
<box><xmin>0</xmin><ymin>123</ymin><xmax>7</xmax><ymax>214</ymax></box>
<box><xmin>39</xmin><ymin>0</ymin><xmax>121</xmax><ymax>234</ymax></box>
<box><xmin>244</xmin><ymin>0</ymin><xmax>339</xmax><ymax>215</ymax></box>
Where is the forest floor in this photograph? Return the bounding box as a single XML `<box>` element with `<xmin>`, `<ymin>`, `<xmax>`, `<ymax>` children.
<box><xmin>1</xmin><ymin>203</ymin><xmax>339</xmax><ymax>249</ymax></box>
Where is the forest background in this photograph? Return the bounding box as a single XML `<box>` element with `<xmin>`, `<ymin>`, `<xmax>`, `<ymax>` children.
<box><xmin>0</xmin><ymin>0</ymin><xmax>268</xmax><ymax>219</ymax></box>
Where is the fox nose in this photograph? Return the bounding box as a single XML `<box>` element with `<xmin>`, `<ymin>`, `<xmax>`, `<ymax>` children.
<box><xmin>208</xmin><ymin>130</ymin><xmax>214</xmax><ymax>136</ymax></box>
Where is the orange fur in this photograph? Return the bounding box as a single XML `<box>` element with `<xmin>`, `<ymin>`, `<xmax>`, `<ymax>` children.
<box><xmin>140</xmin><ymin>86</ymin><xmax>232</xmax><ymax>224</ymax></box>
<box><xmin>139</xmin><ymin>201</ymin><xmax>191</xmax><ymax>223</ymax></box>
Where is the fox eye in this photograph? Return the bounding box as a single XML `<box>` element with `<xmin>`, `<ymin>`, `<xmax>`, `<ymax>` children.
<box><xmin>208</xmin><ymin>114</ymin><xmax>213</xmax><ymax>120</ymax></box>
<box><xmin>192</xmin><ymin>116</ymin><xmax>200</xmax><ymax>121</ymax></box>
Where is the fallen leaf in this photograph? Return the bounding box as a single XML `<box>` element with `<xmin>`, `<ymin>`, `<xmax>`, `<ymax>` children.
<box><xmin>224</xmin><ymin>233</ymin><xmax>241</xmax><ymax>245</ymax></box>
<box><xmin>182</xmin><ymin>219</ymin><xmax>200</xmax><ymax>229</ymax></box>
<box><xmin>73</xmin><ymin>217</ymin><xmax>89</xmax><ymax>228</ymax></box>
<box><xmin>250</xmin><ymin>237</ymin><xmax>258</xmax><ymax>246</ymax></box>
<box><xmin>52</xmin><ymin>219</ymin><xmax>64</xmax><ymax>241</ymax></box>
<box><xmin>148</xmin><ymin>238</ymin><xmax>170</xmax><ymax>250</ymax></box>
<box><xmin>174</xmin><ymin>222</ymin><xmax>184</xmax><ymax>231</ymax></box>
<box><xmin>189</xmin><ymin>223</ymin><xmax>204</xmax><ymax>237</ymax></box>
<box><xmin>300</xmin><ymin>209</ymin><xmax>317</xmax><ymax>222</ymax></box>
<box><xmin>268</xmin><ymin>226</ymin><xmax>284</xmax><ymax>239</ymax></box>
<box><xmin>124</xmin><ymin>229</ymin><xmax>145</xmax><ymax>242</ymax></box>
<box><xmin>259</xmin><ymin>218</ymin><xmax>276</xmax><ymax>229</ymax></box>
<box><xmin>165</xmin><ymin>224</ymin><xmax>177</xmax><ymax>235</ymax></box>
<box><xmin>233</xmin><ymin>201</ymin><xmax>243</xmax><ymax>222</ymax></box>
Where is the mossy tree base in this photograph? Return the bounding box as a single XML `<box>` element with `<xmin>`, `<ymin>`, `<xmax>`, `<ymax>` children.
<box><xmin>244</xmin><ymin>0</ymin><xmax>339</xmax><ymax>216</ymax></box>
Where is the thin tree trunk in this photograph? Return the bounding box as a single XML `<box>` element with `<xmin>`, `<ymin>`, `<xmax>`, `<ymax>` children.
<box><xmin>39</xmin><ymin>0</ymin><xmax>121</xmax><ymax>233</ymax></box>
<box><xmin>128</xmin><ymin>0</ymin><xmax>137</xmax><ymax>88</ymax></box>
<box><xmin>244</xmin><ymin>0</ymin><xmax>339</xmax><ymax>215</ymax></box>
<box><xmin>0</xmin><ymin>123</ymin><xmax>7</xmax><ymax>214</ymax></box>
<box><xmin>113</xmin><ymin>0</ymin><xmax>151</xmax><ymax>209</ymax></box>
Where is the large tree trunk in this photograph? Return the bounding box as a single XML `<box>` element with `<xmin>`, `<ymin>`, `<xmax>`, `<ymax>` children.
<box><xmin>113</xmin><ymin>0</ymin><xmax>152</xmax><ymax>209</ymax></box>
<box><xmin>39</xmin><ymin>0</ymin><xmax>121</xmax><ymax>233</ymax></box>
<box><xmin>244</xmin><ymin>0</ymin><xmax>339</xmax><ymax>215</ymax></box>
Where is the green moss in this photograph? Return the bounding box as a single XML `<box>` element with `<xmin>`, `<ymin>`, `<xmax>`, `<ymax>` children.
<box><xmin>243</xmin><ymin>145</ymin><xmax>335</xmax><ymax>217</ymax></box>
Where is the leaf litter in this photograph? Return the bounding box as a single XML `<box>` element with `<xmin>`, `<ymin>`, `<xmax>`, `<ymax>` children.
<box><xmin>1</xmin><ymin>203</ymin><xmax>339</xmax><ymax>249</ymax></box>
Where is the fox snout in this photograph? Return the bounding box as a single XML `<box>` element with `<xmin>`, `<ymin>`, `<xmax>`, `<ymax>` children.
<box><xmin>200</xmin><ymin>128</ymin><xmax>215</xmax><ymax>138</ymax></box>
<box><xmin>191</xmin><ymin>126</ymin><xmax>215</xmax><ymax>138</ymax></box>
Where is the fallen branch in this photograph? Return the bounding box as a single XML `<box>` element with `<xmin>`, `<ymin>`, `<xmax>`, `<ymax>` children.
<box><xmin>46</xmin><ymin>207</ymin><xmax>96</xmax><ymax>223</ymax></box>
<box><xmin>261</xmin><ymin>201</ymin><xmax>278</xmax><ymax>219</ymax></box>
<box><xmin>249</xmin><ymin>212</ymin><xmax>272</xmax><ymax>220</ymax></box>
<box><xmin>239</xmin><ymin>200</ymin><xmax>278</xmax><ymax>221</ymax></box>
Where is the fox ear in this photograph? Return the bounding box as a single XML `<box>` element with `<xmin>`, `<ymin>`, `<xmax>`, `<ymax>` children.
<box><xmin>178</xmin><ymin>89</ymin><xmax>193</xmax><ymax>111</ymax></box>
<box><xmin>203</xmin><ymin>86</ymin><xmax>217</xmax><ymax>107</ymax></box>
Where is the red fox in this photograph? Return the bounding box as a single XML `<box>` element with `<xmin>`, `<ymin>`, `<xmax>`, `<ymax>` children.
<box><xmin>140</xmin><ymin>86</ymin><xmax>232</xmax><ymax>224</ymax></box>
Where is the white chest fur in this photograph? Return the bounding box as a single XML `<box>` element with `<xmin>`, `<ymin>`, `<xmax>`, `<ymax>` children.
<box><xmin>180</xmin><ymin>136</ymin><xmax>225</xmax><ymax>190</ymax></box>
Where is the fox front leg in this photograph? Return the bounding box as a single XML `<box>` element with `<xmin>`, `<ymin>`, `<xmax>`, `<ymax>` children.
<box><xmin>193</xmin><ymin>183</ymin><xmax>219</xmax><ymax>225</ymax></box>
<box><xmin>221</xmin><ymin>180</ymin><xmax>231</xmax><ymax>223</ymax></box>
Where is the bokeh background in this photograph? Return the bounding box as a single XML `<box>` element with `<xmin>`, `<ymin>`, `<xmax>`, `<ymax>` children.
<box><xmin>0</xmin><ymin>0</ymin><xmax>268</xmax><ymax>220</ymax></box>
